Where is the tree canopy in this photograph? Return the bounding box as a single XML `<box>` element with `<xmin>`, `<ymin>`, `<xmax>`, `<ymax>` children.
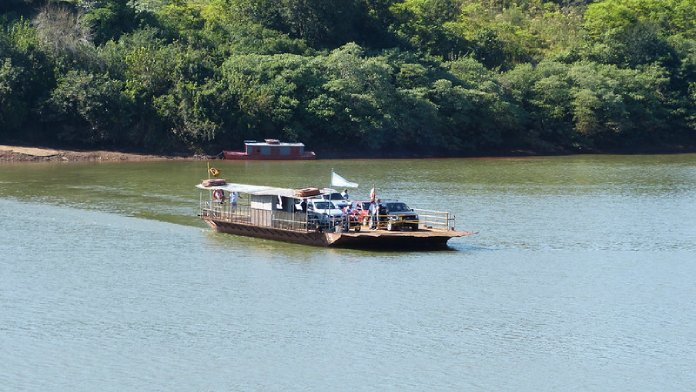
<box><xmin>1</xmin><ymin>0</ymin><xmax>694</xmax><ymax>155</ymax></box>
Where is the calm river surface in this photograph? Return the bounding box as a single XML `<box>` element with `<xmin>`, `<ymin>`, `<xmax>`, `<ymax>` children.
<box><xmin>1</xmin><ymin>155</ymin><xmax>695</xmax><ymax>391</ymax></box>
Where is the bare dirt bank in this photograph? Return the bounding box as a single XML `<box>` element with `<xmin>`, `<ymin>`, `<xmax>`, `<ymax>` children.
<box><xmin>0</xmin><ymin>145</ymin><xmax>200</xmax><ymax>162</ymax></box>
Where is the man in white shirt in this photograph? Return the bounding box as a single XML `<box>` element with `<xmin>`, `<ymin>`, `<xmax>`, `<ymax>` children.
<box><xmin>230</xmin><ymin>191</ymin><xmax>239</xmax><ymax>212</ymax></box>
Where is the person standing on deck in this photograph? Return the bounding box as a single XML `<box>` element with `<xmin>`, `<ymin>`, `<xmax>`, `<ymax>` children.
<box><xmin>341</xmin><ymin>204</ymin><xmax>351</xmax><ymax>231</ymax></box>
<box><xmin>213</xmin><ymin>188</ymin><xmax>225</xmax><ymax>204</ymax></box>
<box><xmin>369</xmin><ymin>185</ymin><xmax>378</xmax><ymax>229</ymax></box>
<box><xmin>370</xmin><ymin>198</ymin><xmax>381</xmax><ymax>230</ymax></box>
<box><xmin>230</xmin><ymin>191</ymin><xmax>239</xmax><ymax>212</ymax></box>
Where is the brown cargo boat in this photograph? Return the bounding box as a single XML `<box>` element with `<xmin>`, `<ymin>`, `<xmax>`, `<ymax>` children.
<box><xmin>197</xmin><ymin>181</ymin><xmax>472</xmax><ymax>249</ymax></box>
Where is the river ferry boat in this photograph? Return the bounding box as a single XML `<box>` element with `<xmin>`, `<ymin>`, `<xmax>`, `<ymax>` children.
<box><xmin>196</xmin><ymin>181</ymin><xmax>471</xmax><ymax>249</ymax></box>
<box><xmin>222</xmin><ymin>139</ymin><xmax>316</xmax><ymax>160</ymax></box>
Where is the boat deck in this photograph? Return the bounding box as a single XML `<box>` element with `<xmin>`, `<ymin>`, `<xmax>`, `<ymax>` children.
<box><xmin>333</xmin><ymin>228</ymin><xmax>470</xmax><ymax>239</ymax></box>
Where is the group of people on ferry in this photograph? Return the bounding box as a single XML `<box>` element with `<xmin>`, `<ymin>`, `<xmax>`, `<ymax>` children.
<box><xmin>213</xmin><ymin>186</ymin><xmax>389</xmax><ymax>231</ymax></box>
<box><xmin>212</xmin><ymin>188</ymin><xmax>239</xmax><ymax>210</ymax></box>
<box><xmin>292</xmin><ymin>187</ymin><xmax>386</xmax><ymax>230</ymax></box>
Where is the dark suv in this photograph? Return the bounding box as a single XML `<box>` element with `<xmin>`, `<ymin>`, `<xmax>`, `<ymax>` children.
<box><xmin>382</xmin><ymin>201</ymin><xmax>419</xmax><ymax>231</ymax></box>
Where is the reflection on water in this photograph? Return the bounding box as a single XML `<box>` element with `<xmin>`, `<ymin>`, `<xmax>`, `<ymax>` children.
<box><xmin>1</xmin><ymin>155</ymin><xmax>696</xmax><ymax>391</ymax></box>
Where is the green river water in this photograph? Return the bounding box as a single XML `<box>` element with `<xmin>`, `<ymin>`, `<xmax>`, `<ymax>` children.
<box><xmin>1</xmin><ymin>155</ymin><xmax>695</xmax><ymax>391</ymax></box>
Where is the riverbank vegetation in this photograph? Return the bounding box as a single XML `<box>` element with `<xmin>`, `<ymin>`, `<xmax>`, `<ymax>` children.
<box><xmin>1</xmin><ymin>0</ymin><xmax>695</xmax><ymax>157</ymax></box>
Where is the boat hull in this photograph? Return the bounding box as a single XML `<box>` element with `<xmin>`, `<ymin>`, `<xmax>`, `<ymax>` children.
<box><xmin>206</xmin><ymin>219</ymin><xmax>330</xmax><ymax>247</ymax></box>
<box><xmin>203</xmin><ymin>218</ymin><xmax>469</xmax><ymax>250</ymax></box>
<box><xmin>222</xmin><ymin>151</ymin><xmax>316</xmax><ymax>160</ymax></box>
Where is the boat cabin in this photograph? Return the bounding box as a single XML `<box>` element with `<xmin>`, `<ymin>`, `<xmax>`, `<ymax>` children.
<box><xmin>249</xmin><ymin>193</ymin><xmax>298</xmax><ymax>227</ymax></box>
<box><xmin>223</xmin><ymin>139</ymin><xmax>316</xmax><ymax>160</ymax></box>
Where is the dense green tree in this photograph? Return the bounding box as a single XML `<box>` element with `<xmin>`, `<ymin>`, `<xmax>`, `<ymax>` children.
<box><xmin>199</xmin><ymin>1</ymin><xmax>310</xmax><ymax>56</ymax></box>
<box><xmin>155</xmin><ymin>0</ymin><xmax>204</xmax><ymax>39</ymax></box>
<box><xmin>0</xmin><ymin>58</ymin><xmax>27</xmax><ymax>132</ymax></box>
<box><xmin>1</xmin><ymin>0</ymin><xmax>695</xmax><ymax>155</ymax></box>
<box><xmin>46</xmin><ymin>70</ymin><xmax>130</xmax><ymax>146</ymax></box>
<box><xmin>81</xmin><ymin>0</ymin><xmax>137</xmax><ymax>45</ymax></box>
<box><xmin>568</xmin><ymin>62</ymin><xmax>672</xmax><ymax>148</ymax></box>
<box><xmin>501</xmin><ymin>61</ymin><xmax>578</xmax><ymax>149</ymax></box>
<box><xmin>309</xmin><ymin>43</ymin><xmax>399</xmax><ymax>150</ymax></box>
<box><xmin>1</xmin><ymin>17</ymin><xmax>54</xmax><ymax>141</ymax></box>
<box><xmin>220</xmin><ymin>52</ymin><xmax>320</xmax><ymax>143</ymax></box>
<box><xmin>389</xmin><ymin>0</ymin><xmax>468</xmax><ymax>59</ymax></box>
<box><xmin>228</xmin><ymin>0</ymin><xmax>371</xmax><ymax>48</ymax></box>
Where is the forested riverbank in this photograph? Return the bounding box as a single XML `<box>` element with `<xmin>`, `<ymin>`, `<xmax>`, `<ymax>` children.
<box><xmin>1</xmin><ymin>0</ymin><xmax>695</xmax><ymax>157</ymax></box>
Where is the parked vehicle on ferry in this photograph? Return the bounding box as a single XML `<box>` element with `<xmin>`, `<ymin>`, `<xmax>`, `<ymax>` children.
<box><xmin>349</xmin><ymin>200</ymin><xmax>372</xmax><ymax>225</ymax></box>
<box><xmin>313</xmin><ymin>191</ymin><xmax>349</xmax><ymax>208</ymax></box>
<box><xmin>306</xmin><ymin>199</ymin><xmax>345</xmax><ymax>228</ymax></box>
<box><xmin>382</xmin><ymin>200</ymin><xmax>419</xmax><ymax>231</ymax></box>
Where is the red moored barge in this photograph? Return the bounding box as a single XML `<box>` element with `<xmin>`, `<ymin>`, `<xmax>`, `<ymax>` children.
<box><xmin>222</xmin><ymin>139</ymin><xmax>316</xmax><ymax>160</ymax></box>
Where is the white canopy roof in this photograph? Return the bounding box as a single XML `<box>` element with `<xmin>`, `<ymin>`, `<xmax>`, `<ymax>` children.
<box><xmin>196</xmin><ymin>182</ymin><xmax>336</xmax><ymax>198</ymax></box>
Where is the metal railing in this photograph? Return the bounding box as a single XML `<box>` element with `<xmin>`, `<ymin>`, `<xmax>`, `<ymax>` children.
<box><xmin>199</xmin><ymin>200</ymin><xmax>251</xmax><ymax>223</ymax></box>
<box><xmin>270</xmin><ymin>210</ymin><xmax>311</xmax><ymax>232</ymax></box>
<box><xmin>199</xmin><ymin>200</ymin><xmax>350</xmax><ymax>233</ymax></box>
<box><xmin>200</xmin><ymin>198</ymin><xmax>456</xmax><ymax>232</ymax></box>
<box><xmin>413</xmin><ymin>209</ymin><xmax>455</xmax><ymax>230</ymax></box>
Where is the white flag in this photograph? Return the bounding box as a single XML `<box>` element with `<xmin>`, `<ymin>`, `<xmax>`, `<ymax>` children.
<box><xmin>331</xmin><ymin>171</ymin><xmax>358</xmax><ymax>188</ymax></box>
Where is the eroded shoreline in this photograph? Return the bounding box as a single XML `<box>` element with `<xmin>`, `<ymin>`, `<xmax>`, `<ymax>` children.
<box><xmin>2</xmin><ymin>144</ymin><xmax>694</xmax><ymax>163</ymax></box>
<box><xmin>0</xmin><ymin>145</ymin><xmax>200</xmax><ymax>162</ymax></box>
